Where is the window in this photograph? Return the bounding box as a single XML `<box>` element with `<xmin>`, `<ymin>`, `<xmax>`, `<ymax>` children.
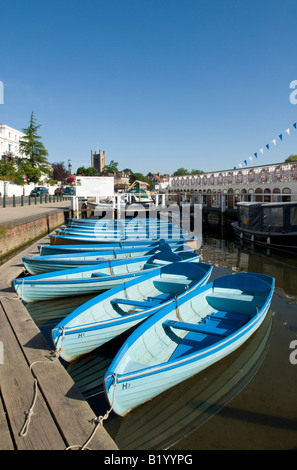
<box><xmin>262</xmin><ymin>207</ymin><xmax>283</xmax><ymax>231</ymax></box>
<box><xmin>289</xmin><ymin>206</ymin><xmax>297</xmax><ymax>227</ymax></box>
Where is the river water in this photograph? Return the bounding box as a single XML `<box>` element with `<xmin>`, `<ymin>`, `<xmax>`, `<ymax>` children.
<box><xmin>25</xmin><ymin>230</ymin><xmax>297</xmax><ymax>450</ymax></box>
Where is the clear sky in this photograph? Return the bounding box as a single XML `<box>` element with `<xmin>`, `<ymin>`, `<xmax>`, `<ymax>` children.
<box><xmin>1</xmin><ymin>0</ymin><xmax>297</xmax><ymax>175</ymax></box>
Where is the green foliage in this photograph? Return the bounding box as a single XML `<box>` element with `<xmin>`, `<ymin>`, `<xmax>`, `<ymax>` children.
<box><xmin>23</xmin><ymin>163</ymin><xmax>41</xmax><ymax>184</ymax></box>
<box><xmin>77</xmin><ymin>166</ymin><xmax>98</xmax><ymax>176</ymax></box>
<box><xmin>173</xmin><ymin>168</ymin><xmax>189</xmax><ymax>176</ymax></box>
<box><xmin>285</xmin><ymin>154</ymin><xmax>297</xmax><ymax>162</ymax></box>
<box><xmin>19</xmin><ymin>112</ymin><xmax>49</xmax><ymax>171</ymax></box>
<box><xmin>101</xmin><ymin>160</ymin><xmax>119</xmax><ymax>174</ymax></box>
<box><xmin>129</xmin><ymin>171</ymin><xmax>154</xmax><ymax>189</ymax></box>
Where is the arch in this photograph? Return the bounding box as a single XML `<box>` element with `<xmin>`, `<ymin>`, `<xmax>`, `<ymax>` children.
<box><xmin>227</xmin><ymin>171</ymin><xmax>233</xmax><ymax>184</ymax></box>
<box><xmin>248</xmin><ymin>169</ymin><xmax>255</xmax><ymax>183</ymax></box>
<box><xmin>255</xmin><ymin>187</ymin><xmax>263</xmax><ymax>202</ymax></box>
<box><xmin>260</xmin><ymin>168</ymin><xmax>268</xmax><ymax>183</ymax></box>
<box><xmin>264</xmin><ymin>188</ymin><xmax>271</xmax><ymax>203</ymax></box>
<box><xmin>282</xmin><ymin>187</ymin><xmax>291</xmax><ymax>202</ymax></box>
<box><xmin>236</xmin><ymin>171</ymin><xmax>243</xmax><ymax>184</ymax></box>
<box><xmin>227</xmin><ymin>188</ymin><xmax>234</xmax><ymax>208</ymax></box>
<box><xmin>217</xmin><ymin>173</ymin><xmax>223</xmax><ymax>184</ymax></box>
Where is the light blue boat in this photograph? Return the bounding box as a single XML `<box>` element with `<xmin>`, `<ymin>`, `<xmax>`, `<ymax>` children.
<box><xmin>39</xmin><ymin>239</ymin><xmax>189</xmax><ymax>256</ymax></box>
<box><xmin>23</xmin><ymin>243</ymin><xmax>194</xmax><ymax>275</ymax></box>
<box><xmin>55</xmin><ymin>224</ymin><xmax>187</xmax><ymax>238</ymax></box>
<box><xmin>51</xmin><ymin>262</ymin><xmax>213</xmax><ymax>362</ymax></box>
<box><xmin>49</xmin><ymin>232</ymin><xmax>197</xmax><ymax>246</ymax></box>
<box><xmin>13</xmin><ymin>251</ymin><xmax>200</xmax><ymax>303</ymax></box>
<box><xmin>104</xmin><ymin>272</ymin><xmax>275</xmax><ymax>416</ymax></box>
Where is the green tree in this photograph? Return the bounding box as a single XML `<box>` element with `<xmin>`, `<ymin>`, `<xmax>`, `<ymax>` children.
<box><xmin>285</xmin><ymin>154</ymin><xmax>297</xmax><ymax>162</ymax></box>
<box><xmin>129</xmin><ymin>172</ymin><xmax>155</xmax><ymax>190</ymax></box>
<box><xmin>77</xmin><ymin>166</ymin><xmax>98</xmax><ymax>176</ymax></box>
<box><xmin>190</xmin><ymin>169</ymin><xmax>204</xmax><ymax>174</ymax></box>
<box><xmin>19</xmin><ymin>112</ymin><xmax>49</xmax><ymax>174</ymax></box>
<box><xmin>23</xmin><ymin>163</ymin><xmax>41</xmax><ymax>184</ymax></box>
<box><xmin>101</xmin><ymin>160</ymin><xmax>119</xmax><ymax>174</ymax></box>
<box><xmin>173</xmin><ymin>168</ymin><xmax>189</xmax><ymax>176</ymax></box>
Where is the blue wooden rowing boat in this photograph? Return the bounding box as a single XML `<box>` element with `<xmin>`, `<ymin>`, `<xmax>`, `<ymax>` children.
<box><xmin>39</xmin><ymin>239</ymin><xmax>190</xmax><ymax>256</ymax></box>
<box><xmin>51</xmin><ymin>262</ymin><xmax>213</xmax><ymax>362</ymax></box>
<box><xmin>104</xmin><ymin>272</ymin><xmax>274</xmax><ymax>416</ymax></box>
<box><xmin>55</xmin><ymin>224</ymin><xmax>188</xmax><ymax>238</ymax></box>
<box><xmin>13</xmin><ymin>251</ymin><xmax>200</xmax><ymax>302</ymax></box>
<box><xmin>23</xmin><ymin>243</ymin><xmax>194</xmax><ymax>275</ymax></box>
<box><xmin>49</xmin><ymin>232</ymin><xmax>197</xmax><ymax>246</ymax></box>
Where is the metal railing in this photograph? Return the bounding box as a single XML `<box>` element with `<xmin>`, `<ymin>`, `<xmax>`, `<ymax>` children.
<box><xmin>0</xmin><ymin>194</ymin><xmax>72</xmax><ymax>208</ymax></box>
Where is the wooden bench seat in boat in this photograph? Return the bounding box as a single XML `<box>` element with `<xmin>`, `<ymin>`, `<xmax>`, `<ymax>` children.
<box><xmin>163</xmin><ymin>319</ymin><xmax>230</xmax><ymax>337</ymax></box>
<box><xmin>111</xmin><ymin>297</ymin><xmax>163</xmax><ymax>309</ymax></box>
<box><xmin>166</xmin><ymin>311</ymin><xmax>251</xmax><ymax>360</ymax></box>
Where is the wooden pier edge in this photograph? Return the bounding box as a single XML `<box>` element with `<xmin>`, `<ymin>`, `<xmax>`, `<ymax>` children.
<box><xmin>0</xmin><ymin>235</ymin><xmax>118</xmax><ymax>451</ymax></box>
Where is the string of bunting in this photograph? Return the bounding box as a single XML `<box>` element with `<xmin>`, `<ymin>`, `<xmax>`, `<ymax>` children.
<box><xmin>234</xmin><ymin>121</ymin><xmax>297</xmax><ymax>169</ymax></box>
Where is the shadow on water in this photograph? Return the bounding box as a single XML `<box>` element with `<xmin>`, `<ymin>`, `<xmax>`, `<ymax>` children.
<box><xmin>24</xmin><ymin>228</ymin><xmax>297</xmax><ymax>450</ymax></box>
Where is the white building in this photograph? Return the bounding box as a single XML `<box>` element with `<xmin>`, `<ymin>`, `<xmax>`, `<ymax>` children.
<box><xmin>0</xmin><ymin>124</ymin><xmax>25</xmax><ymax>159</ymax></box>
<box><xmin>167</xmin><ymin>161</ymin><xmax>297</xmax><ymax>208</ymax></box>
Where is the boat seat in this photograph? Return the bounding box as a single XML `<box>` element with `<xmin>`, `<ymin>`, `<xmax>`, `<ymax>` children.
<box><xmin>163</xmin><ymin>319</ymin><xmax>229</xmax><ymax>337</ymax></box>
<box><xmin>206</xmin><ymin>292</ymin><xmax>257</xmax><ymax>314</ymax></box>
<box><xmin>207</xmin><ymin>292</ymin><xmax>254</xmax><ymax>302</ymax></box>
<box><xmin>153</xmin><ymin>278</ymin><xmax>192</xmax><ymax>294</ymax></box>
<box><xmin>209</xmin><ymin>310</ymin><xmax>250</xmax><ymax>324</ymax></box>
<box><xmin>111</xmin><ymin>298</ymin><xmax>157</xmax><ymax>309</ymax></box>
<box><xmin>147</xmin><ymin>293</ymin><xmax>172</xmax><ymax>302</ymax></box>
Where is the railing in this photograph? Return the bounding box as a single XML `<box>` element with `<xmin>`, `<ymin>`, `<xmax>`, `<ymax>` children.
<box><xmin>170</xmin><ymin>166</ymin><xmax>297</xmax><ymax>188</ymax></box>
<box><xmin>0</xmin><ymin>194</ymin><xmax>72</xmax><ymax>208</ymax></box>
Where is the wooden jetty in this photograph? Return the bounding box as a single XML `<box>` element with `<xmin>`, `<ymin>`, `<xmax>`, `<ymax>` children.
<box><xmin>0</xmin><ymin>238</ymin><xmax>118</xmax><ymax>451</ymax></box>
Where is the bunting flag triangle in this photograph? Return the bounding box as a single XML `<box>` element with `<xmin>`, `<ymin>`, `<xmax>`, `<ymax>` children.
<box><xmin>234</xmin><ymin>120</ymin><xmax>297</xmax><ymax>170</ymax></box>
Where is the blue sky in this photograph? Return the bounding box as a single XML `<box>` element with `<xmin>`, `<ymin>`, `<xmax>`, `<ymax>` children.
<box><xmin>1</xmin><ymin>0</ymin><xmax>297</xmax><ymax>174</ymax></box>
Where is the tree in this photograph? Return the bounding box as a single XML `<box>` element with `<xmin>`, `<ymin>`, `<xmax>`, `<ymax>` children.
<box><xmin>190</xmin><ymin>169</ymin><xmax>204</xmax><ymax>174</ymax></box>
<box><xmin>77</xmin><ymin>166</ymin><xmax>97</xmax><ymax>176</ymax></box>
<box><xmin>173</xmin><ymin>168</ymin><xmax>189</xmax><ymax>176</ymax></box>
<box><xmin>101</xmin><ymin>160</ymin><xmax>119</xmax><ymax>174</ymax></box>
<box><xmin>285</xmin><ymin>154</ymin><xmax>297</xmax><ymax>162</ymax></box>
<box><xmin>19</xmin><ymin>112</ymin><xmax>49</xmax><ymax>174</ymax></box>
<box><xmin>50</xmin><ymin>162</ymin><xmax>70</xmax><ymax>182</ymax></box>
<box><xmin>129</xmin><ymin>171</ymin><xmax>155</xmax><ymax>190</ymax></box>
<box><xmin>23</xmin><ymin>163</ymin><xmax>41</xmax><ymax>184</ymax></box>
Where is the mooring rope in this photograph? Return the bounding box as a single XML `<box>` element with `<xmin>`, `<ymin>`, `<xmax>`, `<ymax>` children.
<box><xmin>19</xmin><ymin>327</ymin><xmax>66</xmax><ymax>438</ymax></box>
<box><xmin>66</xmin><ymin>373</ymin><xmax>117</xmax><ymax>451</ymax></box>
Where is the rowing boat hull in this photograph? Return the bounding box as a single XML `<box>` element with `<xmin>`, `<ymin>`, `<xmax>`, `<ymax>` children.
<box><xmin>51</xmin><ymin>262</ymin><xmax>213</xmax><ymax>361</ymax></box>
<box><xmin>14</xmin><ymin>252</ymin><xmax>200</xmax><ymax>302</ymax></box>
<box><xmin>104</xmin><ymin>272</ymin><xmax>274</xmax><ymax>416</ymax></box>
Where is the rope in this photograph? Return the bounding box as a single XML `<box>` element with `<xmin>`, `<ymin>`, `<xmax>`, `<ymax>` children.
<box><xmin>19</xmin><ymin>377</ymin><xmax>38</xmax><ymax>437</ymax></box>
<box><xmin>19</xmin><ymin>328</ymin><xmax>66</xmax><ymax>438</ymax></box>
<box><xmin>66</xmin><ymin>373</ymin><xmax>117</xmax><ymax>451</ymax></box>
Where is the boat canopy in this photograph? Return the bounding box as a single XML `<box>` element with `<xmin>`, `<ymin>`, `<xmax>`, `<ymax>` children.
<box><xmin>237</xmin><ymin>202</ymin><xmax>297</xmax><ymax>233</ymax></box>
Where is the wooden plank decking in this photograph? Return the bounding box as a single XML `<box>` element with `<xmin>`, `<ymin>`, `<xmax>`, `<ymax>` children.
<box><xmin>0</xmin><ymin>235</ymin><xmax>118</xmax><ymax>451</ymax></box>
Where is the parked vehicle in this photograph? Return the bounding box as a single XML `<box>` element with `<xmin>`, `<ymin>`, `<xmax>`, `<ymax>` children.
<box><xmin>30</xmin><ymin>187</ymin><xmax>49</xmax><ymax>197</ymax></box>
<box><xmin>54</xmin><ymin>187</ymin><xmax>63</xmax><ymax>196</ymax></box>
<box><xmin>63</xmin><ymin>187</ymin><xmax>75</xmax><ymax>195</ymax></box>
